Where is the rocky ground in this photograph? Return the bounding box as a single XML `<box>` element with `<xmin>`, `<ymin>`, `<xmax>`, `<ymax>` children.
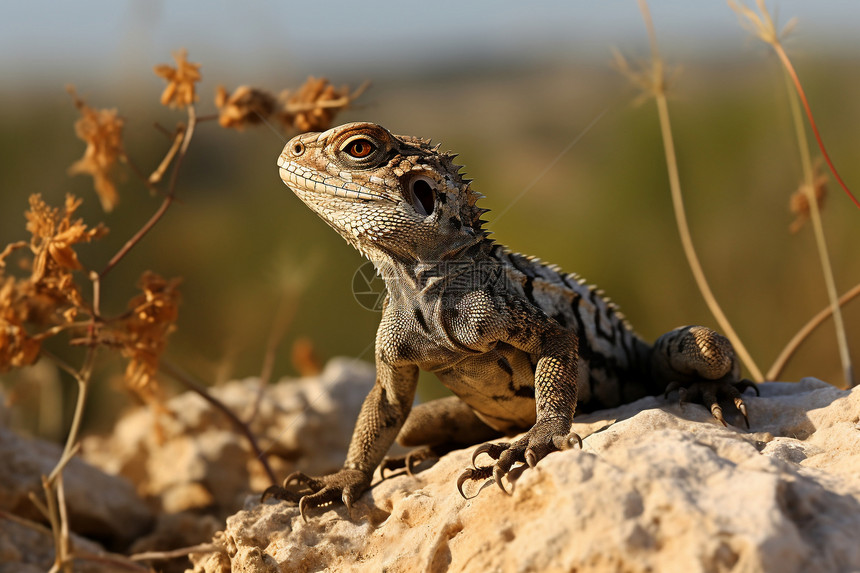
<box><xmin>2</xmin><ymin>360</ymin><xmax>859</xmax><ymax>572</ymax></box>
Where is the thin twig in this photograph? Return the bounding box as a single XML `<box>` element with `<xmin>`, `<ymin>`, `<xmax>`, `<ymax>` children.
<box><xmin>0</xmin><ymin>240</ymin><xmax>29</xmax><ymax>266</ymax></box>
<box><xmin>33</xmin><ymin>321</ymin><xmax>96</xmax><ymax>341</ymax></box>
<box><xmin>160</xmin><ymin>359</ymin><xmax>278</xmax><ymax>486</ymax></box>
<box><xmin>728</xmin><ymin>0</ymin><xmax>858</xmax><ymax>208</ymax></box>
<box><xmin>147</xmin><ymin>128</ymin><xmax>185</xmax><ymax>185</ymax></box>
<box><xmin>48</xmin><ymin>442</ymin><xmax>81</xmax><ymax>483</ymax></box>
<box><xmin>637</xmin><ymin>0</ymin><xmax>764</xmax><ymax>381</ymax></box>
<box><xmin>43</xmin><ymin>476</ymin><xmax>63</xmax><ymax>573</ymax></box>
<box><xmin>259</xmin><ymin>293</ymin><xmax>298</xmax><ymax>388</ymax></box>
<box><xmin>768</xmin><ymin>282</ymin><xmax>860</xmax><ymax>381</ymax></box>
<box><xmin>130</xmin><ymin>543</ymin><xmax>220</xmax><ymax>561</ymax></box>
<box><xmin>779</xmin><ymin>57</ymin><xmax>854</xmax><ymax>388</ymax></box>
<box><xmin>72</xmin><ymin>552</ymin><xmax>152</xmax><ymax>573</ymax></box>
<box><xmin>772</xmin><ymin>46</ymin><xmax>859</xmax><ymax>209</ymax></box>
<box><xmin>48</xmin><ymin>348</ymin><xmax>96</xmax><ymax>483</ymax></box>
<box><xmin>57</xmin><ymin>474</ymin><xmax>71</xmax><ymax>572</ymax></box>
<box><xmin>247</xmin><ymin>288</ymin><xmax>302</xmax><ymax>424</ymax></box>
<box><xmin>26</xmin><ymin>490</ymin><xmax>51</xmax><ymax>521</ymax></box>
<box><xmin>99</xmin><ymin>105</ymin><xmax>197</xmax><ymax>280</ymax></box>
<box><xmin>119</xmin><ymin>151</ymin><xmax>165</xmax><ymax>198</ymax></box>
<box><xmin>782</xmin><ymin>72</ymin><xmax>854</xmax><ymax>386</ymax></box>
<box><xmin>0</xmin><ymin>508</ymin><xmax>53</xmax><ymax>534</ymax></box>
<box><xmin>90</xmin><ymin>270</ymin><xmax>102</xmax><ymax>319</ymax></box>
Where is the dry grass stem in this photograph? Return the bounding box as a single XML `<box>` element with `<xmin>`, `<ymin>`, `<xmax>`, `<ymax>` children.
<box><xmin>26</xmin><ymin>490</ymin><xmax>50</xmax><ymax>521</ymax></box>
<box><xmin>728</xmin><ymin>0</ymin><xmax>859</xmax><ymax>210</ymax></box>
<box><xmin>783</xmin><ymin>70</ymin><xmax>854</xmax><ymax>387</ymax></box>
<box><xmin>57</xmin><ymin>474</ymin><xmax>71</xmax><ymax>572</ymax></box>
<box><xmin>728</xmin><ymin>0</ymin><xmax>854</xmax><ymax>384</ymax></box>
<box><xmin>629</xmin><ymin>0</ymin><xmax>764</xmax><ymax>381</ymax></box>
<box><xmin>130</xmin><ymin>543</ymin><xmax>220</xmax><ymax>561</ymax></box>
<box><xmin>768</xmin><ymin>282</ymin><xmax>860</xmax><ymax>381</ymax></box>
<box><xmin>161</xmin><ymin>359</ymin><xmax>278</xmax><ymax>486</ymax></box>
<box><xmin>147</xmin><ymin>128</ymin><xmax>186</xmax><ymax>185</ymax></box>
<box><xmin>99</xmin><ymin>105</ymin><xmax>196</xmax><ymax>280</ymax></box>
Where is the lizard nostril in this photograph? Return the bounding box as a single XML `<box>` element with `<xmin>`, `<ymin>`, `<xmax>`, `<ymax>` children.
<box><xmin>292</xmin><ymin>142</ymin><xmax>305</xmax><ymax>156</ymax></box>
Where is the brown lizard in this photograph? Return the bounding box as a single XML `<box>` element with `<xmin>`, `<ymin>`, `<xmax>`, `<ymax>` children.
<box><xmin>262</xmin><ymin>122</ymin><xmax>758</xmax><ymax>521</ymax></box>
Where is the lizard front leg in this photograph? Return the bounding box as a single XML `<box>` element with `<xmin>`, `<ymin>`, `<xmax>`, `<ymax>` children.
<box><xmin>262</xmin><ymin>359</ymin><xmax>418</xmax><ymax>521</ymax></box>
<box><xmin>454</xmin><ymin>293</ymin><xmax>582</xmax><ymax>495</ymax></box>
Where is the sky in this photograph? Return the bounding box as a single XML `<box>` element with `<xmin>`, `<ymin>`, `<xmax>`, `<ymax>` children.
<box><xmin>2</xmin><ymin>1</ymin><xmax>859</xmax><ymax>90</ymax></box>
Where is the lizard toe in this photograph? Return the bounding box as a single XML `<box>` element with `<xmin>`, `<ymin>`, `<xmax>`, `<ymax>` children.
<box><xmin>734</xmin><ymin>378</ymin><xmax>760</xmax><ymax>396</ymax></box>
<box><xmin>457</xmin><ymin>466</ymin><xmax>494</xmax><ymax>499</ymax></box>
<box><xmin>471</xmin><ymin>441</ymin><xmax>510</xmax><ymax>469</ymax></box>
<box><xmin>260</xmin><ymin>484</ymin><xmax>302</xmax><ymax>504</ymax></box>
<box><xmin>380</xmin><ymin>445</ymin><xmax>445</xmax><ymax>479</ymax></box>
<box><xmin>283</xmin><ymin>471</ymin><xmax>323</xmax><ymax>490</ymax></box>
<box><xmin>553</xmin><ymin>431</ymin><xmax>583</xmax><ymax>451</ymax></box>
<box><xmin>666</xmin><ymin>377</ymin><xmax>758</xmax><ymax>429</ymax></box>
<box><xmin>298</xmin><ymin>487</ymin><xmax>340</xmax><ymax>523</ymax></box>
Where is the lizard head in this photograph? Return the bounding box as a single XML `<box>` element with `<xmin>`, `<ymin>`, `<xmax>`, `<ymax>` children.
<box><xmin>278</xmin><ymin>122</ymin><xmax>489</xmax><ymax>263</ymax></box>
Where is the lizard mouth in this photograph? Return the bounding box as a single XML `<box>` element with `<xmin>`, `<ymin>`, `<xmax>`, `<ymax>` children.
<box><xmin>278</xmin><ymin>157</ymin><xmax>391</xmax><ymax>202</ymax></box>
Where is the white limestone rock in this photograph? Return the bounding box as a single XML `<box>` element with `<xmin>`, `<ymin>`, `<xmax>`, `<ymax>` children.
<box><xmin>0</xmin><ymin>425</ymin><xmax>153</xmax><ymax>545</ymax></box>
<box><xmin>82</xmin><ymin>357</ymin><xmax>376</xmax><ymax>515</ymax></box>
<box><xmin>186</xmin><ymin>377</ymin><xmax>860</xmax><ymax>573</ymax></box>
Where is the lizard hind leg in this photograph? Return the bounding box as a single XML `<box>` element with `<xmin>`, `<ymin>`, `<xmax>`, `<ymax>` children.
<box><xmin>379</xmin><ymin>396</ymin><xmax>502</xmax><ymax>479</ymax></box>
<box><xmin>653</xmin><ymin>326</ymin><xmax>759</xmax><ymax>428</ymax></box>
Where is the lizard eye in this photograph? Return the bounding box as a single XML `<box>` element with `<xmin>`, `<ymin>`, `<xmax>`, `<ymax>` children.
<box><xmin>405</xmin><ymin>175</ymin><xmax>436</xmax><ymax>217</ymax></box>
<box><xmin>344</xmin><ymin>139</ymin><xmax>376</xmax><ymax>159</ymax></box>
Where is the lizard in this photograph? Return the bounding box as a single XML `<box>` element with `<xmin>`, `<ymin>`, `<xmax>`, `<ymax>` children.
<box><xmin>262</xmin><ymin>121</ymin><xmax>758</xmax><ymax>521</ymax></box>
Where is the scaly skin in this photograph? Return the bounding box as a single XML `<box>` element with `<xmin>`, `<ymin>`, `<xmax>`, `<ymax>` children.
<box><xmin>262</xmin><ymin>122</ymin><xmax>757</xmax><ymax>520</ymax></box>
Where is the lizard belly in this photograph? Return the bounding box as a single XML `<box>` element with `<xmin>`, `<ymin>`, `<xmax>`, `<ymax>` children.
<box><xmin>433</xmin><ymin>343</ymin><xmax>537</xmax><ymax>433</ymax></box>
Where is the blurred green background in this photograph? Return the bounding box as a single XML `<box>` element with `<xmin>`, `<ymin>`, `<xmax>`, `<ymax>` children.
<box><xmin>1</xmin><ymin>2</ymin><xmax>858</xmax><ymax>437</ymax></box>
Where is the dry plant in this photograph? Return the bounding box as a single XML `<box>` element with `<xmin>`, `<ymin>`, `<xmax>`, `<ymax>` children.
<box><xmin>0</xmin><ymin>47</ymin><xmax>366</xmax><ymax>572</ymax></box>
<box><xmin>617</xmin><ymin>0</ymin><xmax>857</xmax><ymax>387</ymax></box>
<box><xmin>614</xmin><ymin>1</ymin><xmax>765</xmax><ymax>382</ymax></box>
<box><xmin>727</xmin><ymin>0</ymin><xmax>855</xmax><ymax>387</ymax></box>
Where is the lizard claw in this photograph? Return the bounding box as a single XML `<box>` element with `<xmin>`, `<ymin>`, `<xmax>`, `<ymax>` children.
<box><xmin>665</xmin><ymin>377</ymin><xmax>759</xmax><ymax>429</ymax></box>
<box><xmin>404</xmin><ymin>450</ymin><xmax>419</xmax><ymax>478</ymax></box>
<box><xmin>260</xmin><ymin>484</ymin><xmax>301</xmax><ymax>504</ymax></box>
<box><xmin>710</xmin><ymin>400</ymin><xmax>727</xmax><ymax>427</ymax></box>
<box><xmin>380</xmin><ymin>445</ymin><xmax>448</xmax><ymax>479</ymax></box>
<box><xmin>525</xmin><ymin>448</ymin><xmax>538</xmax><ymax>468</ymax></box>
<box><xmin>735</xmin><ymin>378</ymin><xmax>760</xmax><ymax>396</ymax></box>
<box><xmin>493</xmin><ymin>465</ymin><xmax>510</xmax><ymax>495</ymax></box>
<box><xmin>263</xmin><ymin>468</ymin><xmax>369</xmax><ymax>523</ymax></box>
<box><xmin>462</xmin><ymin>418</ymin><xmax>575</xmax><ymax>499</ymax></box>
<box><xmin>298</xmin><ymin>496</ymin><xmax>311</xmax><ymax>524</ymax></box>
<box><xmin>342</xmin><ymin>491</ymin><xmax>354</xmax><ymax>519</ymax></box>
<box><xmin>457</xmin><ymin>466</ymin><xmax>493</xmax><ymax>499</ymax></box>
<box><xmin>471</xmin><ymin>442</ymin><xmax>509</xmax><ymax>469</ymax></box>
<box><xmin>552</xmin><ymin>431</ymin><xmax>583</xmax><ymax>451</ymax></box>
<box><xmin>735</xmin><ymin>398</ymin><xmax>750</xmax><ymax>429</ymax></box>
